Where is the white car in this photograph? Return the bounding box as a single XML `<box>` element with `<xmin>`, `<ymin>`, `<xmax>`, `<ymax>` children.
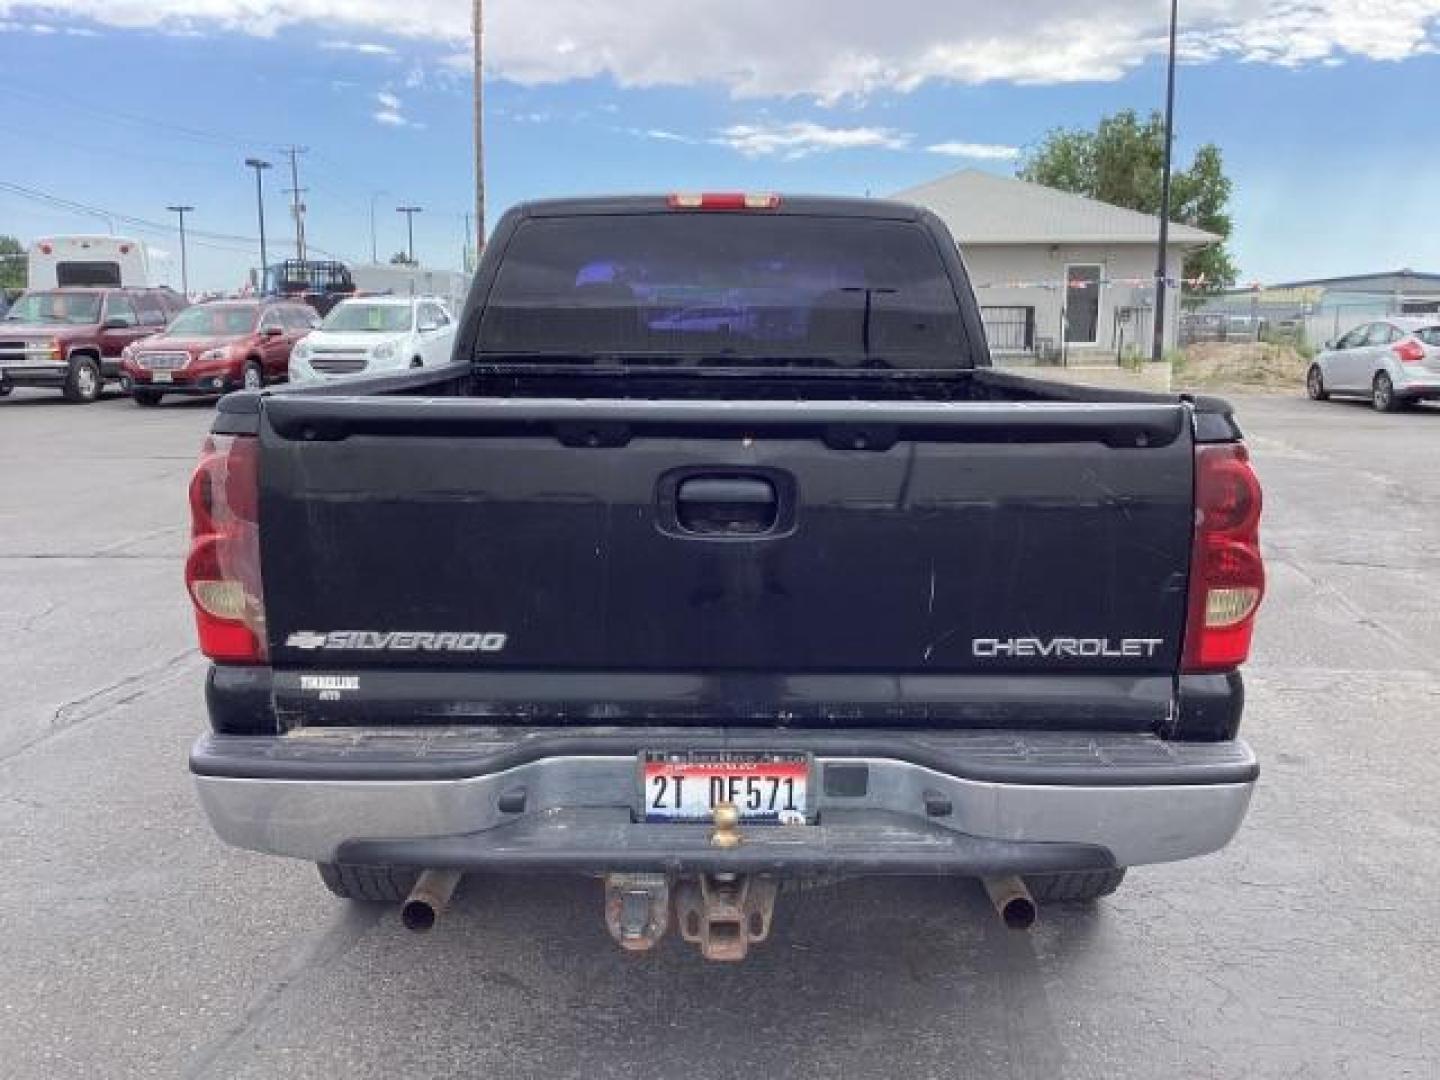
<box><xmin>1308</xmin><ymin>317</ymin><xmax>1440</xmax><ymax>411</ymax></box>
<box><xmin>288</xmin><ymin>296</ymin><xmax>456</xmax><ymax>381</ymax></box>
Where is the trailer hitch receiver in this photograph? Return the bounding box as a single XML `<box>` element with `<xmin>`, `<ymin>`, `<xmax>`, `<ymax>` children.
<box><xmin>674</xmin><ymin>874</ymin><xmax>779</xmax><ymax>962</ymax></box>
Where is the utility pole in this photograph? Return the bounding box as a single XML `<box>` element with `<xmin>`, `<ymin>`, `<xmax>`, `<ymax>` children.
<box><xmin>166</xmin><ymin>204</ymin><xmax>194</xmax><ymax>297</ymax></box>
<box><xmin>396</xmin><ymin>205</ymin><xmax>422</xmax><ymax>265</ymax></box>
<box><xmin>282</xmin><ymin>146</ymin><xmax>308</xmax><ymax>261</ymax></box>
<box><xmin>369</xmin><ymin>191</ymin><xmax>389</xmax><ymax>264</ymax></box>
<box><xmin>473</xmin><ymin>0</ymin><xmax>486</xmax><ymax>257</ymax></box>
<box><xmin>1151</xmin><ymin>0</ymin><xmax>1179</xmax><ymax>363</ymax></box>
<box><xmin>244</xmin><ymin>158</ymin><xmax>272</xmax><ymax>289</ymax></box>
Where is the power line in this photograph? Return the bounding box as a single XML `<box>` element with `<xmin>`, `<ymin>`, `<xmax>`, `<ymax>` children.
<box><xmin>0</xmin><ymin>178</ymin><xmax>351</xmax><ymax>261</ymax></box>
<box><xmin>0</xmin><ymin>82</ymin><xmax>401</xmax><ymax>253</ymax></box>
<box><xmin>0</xmin><ymin>118</ymin><xmax>230</xmax><ymax>174</ymax></box>
<box><xmin>0</xmin><ymin>180</ymin><xmax>254</xmax><ymax>253</ymax></box>
<box><xmin>0</xmin><ymin>77</ymin><xmax>268</xmax><ymax>151</ymax></box>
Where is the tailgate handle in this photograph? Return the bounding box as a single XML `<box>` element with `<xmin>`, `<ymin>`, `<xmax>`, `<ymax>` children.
<box><xmin>675</xmin><ymin>477</ymin><xmax>778</xmax><ymax>535</ymax></box>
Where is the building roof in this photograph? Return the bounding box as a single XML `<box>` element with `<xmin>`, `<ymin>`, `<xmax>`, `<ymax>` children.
<box><xmin>1215</xmin><ymin>270</ymin><xmax>1440</xmax><ymax>296</ymax></box>
<box><xmin>892</xmin><ymin>168</ymin><xmax>1219</xmax><ymax>247</ymax></box>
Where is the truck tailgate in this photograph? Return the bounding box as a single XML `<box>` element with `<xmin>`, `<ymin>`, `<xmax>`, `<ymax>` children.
<box><xmin>256</xmin><ymin>396</ymin><xmax>1194</xmax><ymax>720</ymax></box>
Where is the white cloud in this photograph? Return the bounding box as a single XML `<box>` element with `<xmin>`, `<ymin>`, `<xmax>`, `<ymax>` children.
<box><xmin>3</xmin><ymin>2</ymin><xmax>1439</xmax><ymax>99</ymax></box>
<box><xmin>926</xmin><ymin>141</ymin><xmax>1021</xmax><ymax>160</ymax></box>
<box><xmin>372</xmin><ymin>89</ymin><xmax>424</xmax><ymax>128</ymax></box>
<box><xmin>499</xmin><ymin>108</ymin><xmax>553</xmax><ymax>124</ymax></box>
<box><xmin>321</xmin><ymin>39</ymin><xmax>395</xmax><ymax>56</ymax></box>
<box><xmin>714</xmin><ymin>121</ymin><xmax>910</xmax><ymax>159</ymax></box>
<box><xmin>618</xmin><ymin>127</ymin><xmax>699</xmax><ymax>145</ymax></box>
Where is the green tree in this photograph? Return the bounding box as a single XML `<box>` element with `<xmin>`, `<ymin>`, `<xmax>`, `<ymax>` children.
<box><xmin>1019</xmin><ymin>110</ymin><xmax>1237</xmax><ymax>295</ymax></box>
<box><xmin>0</xmin><ymin>234</ymin><xmax>25</xmax><ymax>290</ymax></box>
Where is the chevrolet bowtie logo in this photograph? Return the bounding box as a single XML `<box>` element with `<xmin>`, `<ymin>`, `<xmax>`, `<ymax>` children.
<box><xmin>286</xmin><ymin>632</ymin><xmax>329</xmax><ymax>650</ymax></box>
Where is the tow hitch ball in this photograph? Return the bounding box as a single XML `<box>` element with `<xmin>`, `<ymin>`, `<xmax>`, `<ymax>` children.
<box><xmin>604</xmin><ymin>873</ymin><xmax>780</xmax><ymax>962</ymax></box>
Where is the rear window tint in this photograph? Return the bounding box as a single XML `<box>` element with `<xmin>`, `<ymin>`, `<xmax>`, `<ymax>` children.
<box><xmin>478</xmin><ymin>214</ymin><xmax>972</xmax><ymax>369</ymax></box>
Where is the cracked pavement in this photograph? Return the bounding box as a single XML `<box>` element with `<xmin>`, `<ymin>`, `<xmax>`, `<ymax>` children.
<box><xmin>0</xmin><ymin>388</ymin><xmax>1436</xmax><ymax>1079</ymax></box>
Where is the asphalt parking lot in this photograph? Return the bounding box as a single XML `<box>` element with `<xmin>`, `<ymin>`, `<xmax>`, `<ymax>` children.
<box><xmin>1</xmin><ymin>386</ymin><xmax>1437</xmax><ymax>1079</ymax></box>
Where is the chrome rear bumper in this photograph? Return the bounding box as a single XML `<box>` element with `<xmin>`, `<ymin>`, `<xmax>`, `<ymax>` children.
<box><xmin>191</xmin><ymin>727</ymin><xmax>1256</xmax><ymax>872</ymax></box>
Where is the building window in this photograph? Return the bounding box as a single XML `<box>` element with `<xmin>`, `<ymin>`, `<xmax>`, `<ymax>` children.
<box><xmin>1064</xmin><ymin>264</ymin><xmax>1102</xmax><ymax>345</ymax></box>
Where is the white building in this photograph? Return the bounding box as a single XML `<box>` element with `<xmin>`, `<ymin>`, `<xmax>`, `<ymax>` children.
<box><xmin>893</xmin><ymin>169</ymin><xmax>1219</xmax><ymax>362</ymax></box>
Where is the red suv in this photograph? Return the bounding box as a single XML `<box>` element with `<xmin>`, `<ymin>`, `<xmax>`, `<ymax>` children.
<box><xmin>120</xmin><ymin>299</ymin><xmax>317</xmax><ymax>406</ymax></box>
<box><xmin>0</xmin><ymin>287</ymin><xmax>187</xmax><ymax>402</ymax></box>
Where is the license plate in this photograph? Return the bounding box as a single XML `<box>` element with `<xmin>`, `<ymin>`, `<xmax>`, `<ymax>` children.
<box><xmin>641</xmin><ymin>751</ymin><xmax>809</xmax><ymax>824</ymax></box>
<box><xmin>152</xmin><ymin>372</ymin><xmax>173</xmax><ymax>383</ymax></box>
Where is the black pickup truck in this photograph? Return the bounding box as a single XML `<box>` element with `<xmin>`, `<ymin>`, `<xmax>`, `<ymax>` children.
<box><xmin>187</xmin><ymin>194</ymin><xmax>1264</xmax><ymax>960</ymax></box>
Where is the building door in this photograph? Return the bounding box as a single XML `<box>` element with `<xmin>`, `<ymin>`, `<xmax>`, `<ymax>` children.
<box><xmin>1064</xmin><ymin>264</ymin><xmax>1102</xmax><ymax>346</ymax></box>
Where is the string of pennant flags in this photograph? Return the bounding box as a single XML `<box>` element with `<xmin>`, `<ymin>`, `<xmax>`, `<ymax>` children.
<box><xmin>974</xmin><ymin>273</ymin><xmax>1212</xmax><ymax>291</ymax></box>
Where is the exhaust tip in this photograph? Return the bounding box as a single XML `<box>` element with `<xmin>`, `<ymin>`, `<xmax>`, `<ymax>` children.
<box><xmin>1000</xmin><ymin>896</ymin><xmax>1037</xmax><ymax>931</ymax></box>
<box><xmin>400</xmin><ymin>869</ymin><xmax>462</xmax><ymax>933</ymax></box>
<box><xmin>982</xmin><ymin>875</ymin><xmax>1038</xmax><ymax>932</ymax></box>
<box><xmin>401</xmin><ymin>900</ymin><xmax>438</xmax><ymax>933</ymax></box>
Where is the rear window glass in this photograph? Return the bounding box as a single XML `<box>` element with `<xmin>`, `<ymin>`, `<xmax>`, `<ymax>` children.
<box><xmin>477</xmin><ymin>214</ymin><xmax>970</xmax><ymax>369</ymax></box>
<box><xmin>323</xmin><ymin>303</ymin><xmax>413</xmax><ymax>333</ymax></box>
<box><xmin>4</xmin><ymin>291</ymin><xmax>102</xmax><ymax>324</ymax></box>
<box><xmin>167</xmin><ymin>305</ymin><xmax>257</xmax><ymax>336</ymax></box>
<box><xmin>1415</xmin><ymin>327</ymin><xmax>1440</xmax><ymax>347</ymax></box>
<box><xmin>57</xmin><ymin>261</ymin><xmax>121</xmax><ymax>287</ymax></box>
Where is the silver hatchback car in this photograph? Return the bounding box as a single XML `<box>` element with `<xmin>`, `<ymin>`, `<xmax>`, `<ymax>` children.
<box><xmin>1308</xmin><ymin>317</ymin><xmax>1440</xmax><ymax>411</ymax></box>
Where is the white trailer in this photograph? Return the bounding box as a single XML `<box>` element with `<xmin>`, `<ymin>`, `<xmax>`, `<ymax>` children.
<box><xmin>348</xmin><ymin>264</ymin><xmax>471</xmax><ymax>314</ymax></box>
<box><xmin>28</xmin><ymin>235</ymin><xmax>151</xmax><ymax>289</ymax></box>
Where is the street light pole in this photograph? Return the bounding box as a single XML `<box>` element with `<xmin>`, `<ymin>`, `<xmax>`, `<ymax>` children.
<box><xmin>244</xmin><ymin>158</ymin><xmax>272</xmax><ymax>291</ymax></box>
<box><xmin>1151</xmin><ymin>0</ymin><xmax>1179</xmax><ymax>363</ymax></box>
<box><xmin>165</xmin><ymin>204</ymin><xmax>194</xmax><ymax>297</ymax></box>
<box><xmin>396</xmin><ymin>205</ymin><xmax>422</xmax><ymax>265</ymax></box>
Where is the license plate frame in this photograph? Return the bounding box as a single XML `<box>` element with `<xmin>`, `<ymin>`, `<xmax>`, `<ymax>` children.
<box><xmin>151</xmin><ymin>371</ymin><xmax>173</xmax><ymax>383</ymax></box>
<box><xmin>639</xmin><ymin>750</ymin><xmax>812</xmax><ymax>825</ymax></box>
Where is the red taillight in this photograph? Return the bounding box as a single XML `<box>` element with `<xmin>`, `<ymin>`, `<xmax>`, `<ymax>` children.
<box><xmin>185</xmin><ymin>434</ymin><xmax>266</xmax><ymax>663</ymax></box>
<box><xmin>39</xmin><ymin>243</ymin><xmax>52</xmax><ymax>255</ymax></box>
<box><xmin>1183</xmin><ymin>443</ymin><xmax>1265</xmax><ymax>672</ymax></box>
<box><xmin>119</xmin><ymin>244</ymin><xmax>132</xmax><ymax>255</ymax></box>
<box><xmin>667</xmin><ymin>192</ymin><xmax>781</xmax><ymax>211</ymax></box>
<box><xmin>1393</xmin><ymin>339</ymin><xmax>1425</xmax><ymax>364</ymax></box>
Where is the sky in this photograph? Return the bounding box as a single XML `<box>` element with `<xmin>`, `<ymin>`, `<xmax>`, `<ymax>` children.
<box><xmin>2</xmin><ymin>0</ymin><xmax>1438</xmax><ymax>292</ymax></box>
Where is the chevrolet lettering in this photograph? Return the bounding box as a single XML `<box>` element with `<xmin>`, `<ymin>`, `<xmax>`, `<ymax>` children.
<box><xmin>972</xmin><ymin>638</ymin><xmax>1166</xmax><ymax>659</ymax></box>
